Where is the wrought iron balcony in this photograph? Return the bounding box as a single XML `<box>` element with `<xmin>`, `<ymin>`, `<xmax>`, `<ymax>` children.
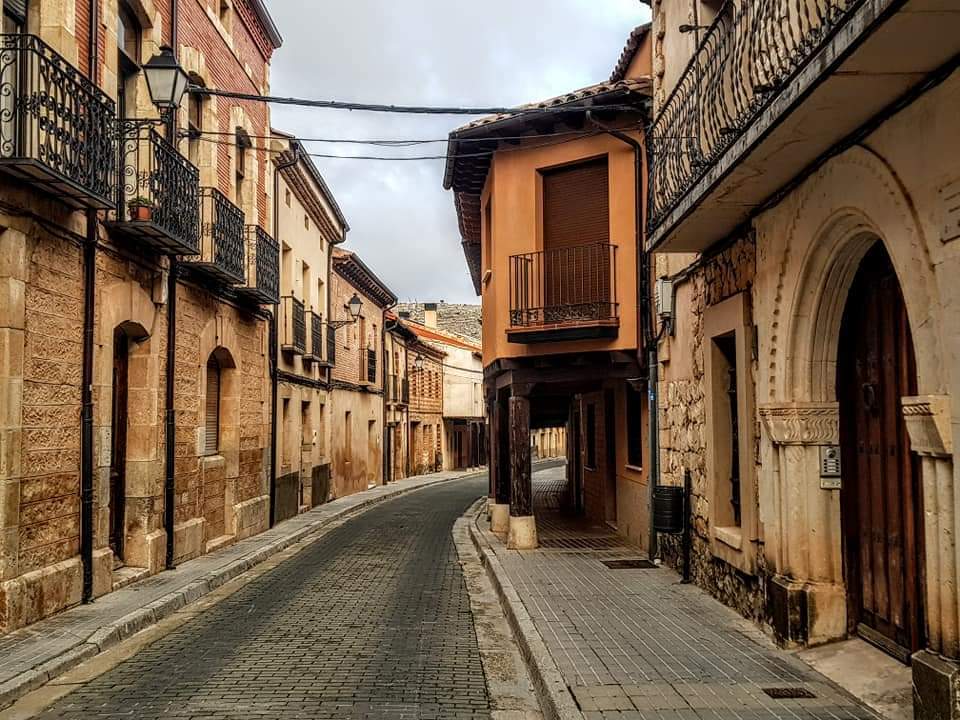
<box><xmin>0</xmin><ymin>33</ymin><xmax>116</xmax><ymax>208</ymax></box>
<box><xmin>303</xmin><ymin>310</ymin><xmax>323</xmax><ymax>363</ymax></box>
<box><xmin>387</xmin><ymin>374</ymin><xmax>409</xmax><ymax>405</ymax></box>
<box><xmin>367</xmin><ymin>348</ymin><xmax>377</xmax><ymax>384</ymax></box>
<box><xmin>646</xmin><ymin>0</ymin><xmax>954</xmax><ymax>251</ymax></box>
<box><xmin>108</xmin><ymin>121</ymin><xmax>200</xmax><ymax>255</ymax></box>
<box><xmin>281</xmin><ymin>296</ymin><xmax>306</xmax><ymax>355</ymax></box>
<box><xmin>182</xmin><ymin>188</ymin><xmax>245</xmax><ymax>284</ymax></box>
<box><xmin>236</xmin><ymin>225</ymin><xmax>280</xmax><ymax>305</ymax></box>
<box><xmin>508</xmin><ymin>242</ymin><xmax>619</xmax><ymax>343</ymax></box>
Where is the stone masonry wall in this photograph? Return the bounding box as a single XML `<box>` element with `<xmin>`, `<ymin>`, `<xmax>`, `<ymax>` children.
<box><xmin>396</xmin><ymin>303</ymin><xmax>481</xmax><ymax>343</ymax></box>
<box><xmin>658</xmin><ymin>235</ymin><xmax>767</xmax><ymax>624</ymax></box>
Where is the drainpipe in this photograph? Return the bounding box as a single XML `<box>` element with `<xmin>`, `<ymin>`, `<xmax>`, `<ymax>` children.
<box><xmin>164</xmin><ymin>0</ymin><xmax>180</xmax><ymax>569</ymax></box>
<box><xmin>270</xmin><ymin>147</ymin><xmax>300</xmax><ymax>526</ymax></box>
<box><xmin>587</xmin><ymin>112</ymin><xmax>660</xmax><ymax>556</ymax></box>
<box><xmin>80</xmin><ymin>211</ymin><xmax>96</xmax><ymax>603</ymax></box>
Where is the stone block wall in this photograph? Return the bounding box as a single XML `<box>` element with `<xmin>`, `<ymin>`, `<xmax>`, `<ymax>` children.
<box><xmin>396</xmin><ymin>303</ymin><xmax>481</xmax><ymax>342</ymax></box>
<box><xmin>656</xmin><ymin>235</ymin><xmax>766</xmax><ymax>624</ymax></box>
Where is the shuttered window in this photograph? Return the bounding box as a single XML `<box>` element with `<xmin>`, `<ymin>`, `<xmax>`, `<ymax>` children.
<box><xmin>541</xmin><ymin>158</ymin><xmax>611</xmax><ymax>310</ymax></box>
<box><xmin>205</xmin><ymin>356</ymin><xmax>221</xmax><ymax>456</ymax></box>
<box><xmin>542</xmin><ymin>158</ymin><xmax>609</xmax><ymax>250</ymax></box>
<box><xmin>4</xmin><ymin>0</ymin><xmax>27</xmax><ymax>26</ymax></box>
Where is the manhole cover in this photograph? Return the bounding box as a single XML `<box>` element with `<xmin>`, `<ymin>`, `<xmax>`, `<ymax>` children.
<box><xmin>601</xmin><ymin>558</ymin><xmax>657</xmax><ymax>569</ymax></box>
<box><xmin>762</xmin><ymin>687</ymin><xmax>816</xmax><ymax>699</ymax></box>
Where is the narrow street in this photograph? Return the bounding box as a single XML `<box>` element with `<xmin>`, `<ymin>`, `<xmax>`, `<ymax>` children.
<box><xmin>28</xmin><ymin>477</ymin><xmax>490</xmax><ymax>720</ymax></box>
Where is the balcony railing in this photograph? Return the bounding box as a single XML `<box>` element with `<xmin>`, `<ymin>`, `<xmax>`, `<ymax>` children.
<box><xmin>183</xmin><ymin>187</ymin><xmax>245</xmax><ymax>284</ymax></box>
<box><xmin>236</xmin><ymin>225</ymin><xmax>279</xmax><ymax>305</ymax></box>
<box><xmin>281</xmin><ymin>296</ymin><xmax>306</xmax><ymax>355</ymax></box>
<box><xmin>387</xmin><ymin>375</ymin><xmax>409</xmax><ymax>405</ymax></box>
<box><xmin>367</xmin><ymin>348</ymin><xmax>377</xmax><ymax>384</ymax></box>
<box><xmin>508</xmin><ymin>242</ymin><xmax>619</xmax><ymax>342</ymax></box>
<box><xmin>647</xmin><ymin>0</ymin><xmax>864</xmax><ymax>234</ymax></box>
<box><xmin>0</xmin><ymin>34</ymin><xmax>116</xmax><ymax>208</ymax></box>
<box><xmin>326</xmin><ymin>324</ymin><xmax>337</xmax><ymax>366</ymax></box>
<box><xmin>109</xmin><ymin>121</ymin><xmax>200</xmax><ymax>255</ymax></box>
<box><xmin>304</xmin><ymin>310</ymin><xmax>323</xmax><ymax>362</ymax></box>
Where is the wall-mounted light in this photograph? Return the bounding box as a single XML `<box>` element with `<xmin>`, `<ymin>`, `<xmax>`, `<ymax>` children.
<box><xmin>413</xmin><ymin>354</ymin><xmax>425</xmax><ymax>372</ymax></box>
<box><xmin>655</xmin><ymin>277</ymin><xmax>675</xmax><ymax>334</ymax></box>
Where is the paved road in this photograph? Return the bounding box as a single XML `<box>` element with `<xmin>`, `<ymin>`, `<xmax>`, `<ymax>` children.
<box><xmin>37</xmin><ymin>476</ymin><xmax>490</xmax><ymax>720</ymax></box>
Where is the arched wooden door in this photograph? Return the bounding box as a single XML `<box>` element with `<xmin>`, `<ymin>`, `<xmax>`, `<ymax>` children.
<box><xmin>838</xmin><ymin>241</ymin><xmax>924</xmax><ymax>662</ymax></box>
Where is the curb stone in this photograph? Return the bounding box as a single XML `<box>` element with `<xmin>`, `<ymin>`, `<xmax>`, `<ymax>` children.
<box><xmin>469</xmin><ymin>507</ymin><xmax>584</xmax><ymax>720</ymax></box>
<box><xmin>0</xmin><ymin>470</ymin><xmax>485</xmax><ymax>712</ymax></box>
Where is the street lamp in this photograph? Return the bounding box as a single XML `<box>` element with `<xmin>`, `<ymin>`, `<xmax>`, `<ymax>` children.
<box><xmin>413</xmin><ymin>354</ymin><xmax>425</xmax><ymax>372</ymax></box>
<box><xmin>326</xmin><ymin>293</ymin><xmax>364</xmax><ymax>331</ymax></box>
<box><xmin>143</xmin><ymin>46</ymin><xmax>190</xmax><ymax>119</ymax></box>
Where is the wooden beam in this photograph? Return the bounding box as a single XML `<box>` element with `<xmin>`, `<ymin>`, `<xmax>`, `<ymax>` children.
<box><xmin>509</xmin><ymin>394</ymin><xmax>532</xmax><ymax>518</ymax></box>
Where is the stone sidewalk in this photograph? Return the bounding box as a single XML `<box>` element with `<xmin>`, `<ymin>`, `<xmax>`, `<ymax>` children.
<box><xmin>0</xmin><ymin>468</ymin><xmax>483</xmax><ymax>711</ymax></box>
<box><xmin>471</xmin><ymin>466</ymin><xmax>880</xmax><ymax>720</ymax></box>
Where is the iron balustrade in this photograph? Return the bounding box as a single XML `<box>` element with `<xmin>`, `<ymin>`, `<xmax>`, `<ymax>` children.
<box><xmin>0</xmin><ymin>33</ymin><xmax>116</xmax><ymax>208</ymax></box>
<box><xmin>647</xmin><ymin>0</ymin><xmax>863</xmax><ymax>233</ymax></box>
<box><xmin>113</xmin><ymin>120</ymin><xmax>200</xmax><ymax>255</ymax></box>
<box><xmin>187</xmin><ymin>187</ymin><xmax>245</xmax><ymax>284</ymax></box>
<box><xmin>237</xmin><ymin>225</ymin><xmax>279</xmax><ymax>304</ymax></box>
<box><xmin>309</xmin><ymin>311</ymin><xmax>323</xmax><ymax>360</ymax></box>
<box><xmin>326</xmin><ymin>324</ymin><xmax>337</xmax><ymax>365</ymax></box>
<box><xmin>281</xmin><ymin>296</ymin><xmax>306</xmax><ymax>354</ymax></box>
<box><xmin>509</xmin><ymin>242</ymin><xmax>619</xmax><ymax>329</ymax></box>
<box><xmin>367</xmin><ymin>349</ymin><xmax>377</xmax><ymax>384</ymax></box>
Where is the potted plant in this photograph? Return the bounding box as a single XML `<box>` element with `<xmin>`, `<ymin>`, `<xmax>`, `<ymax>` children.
<box><xmin>127</xmin><ymin>196</ymin><xmax>154</xmax><ymax>222</ymax></box>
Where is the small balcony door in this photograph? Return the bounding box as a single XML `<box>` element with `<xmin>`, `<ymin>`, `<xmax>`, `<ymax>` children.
<box><xmin>542</xmin><ymin>157</ymin><xmax>610</xmax><ymax>323</ymax></box>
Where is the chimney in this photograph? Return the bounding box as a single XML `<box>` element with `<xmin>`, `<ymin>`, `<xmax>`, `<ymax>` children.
<box><xmin>423</xmin><ymin>302</ymin><xmax>438</xmax><ymax>329</ymax></box>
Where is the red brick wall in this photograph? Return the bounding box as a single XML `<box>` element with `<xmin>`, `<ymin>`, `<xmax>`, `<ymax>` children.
<box><xmin>330</xmin><ymin>271</ymin><xmax>384</xmax><ymax>391</ymax></box>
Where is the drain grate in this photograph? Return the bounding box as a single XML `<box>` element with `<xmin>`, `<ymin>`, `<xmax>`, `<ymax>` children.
<box><xmin>601</xmin><ymin>558</ymin><xmax>658</xmax><ymax>569</ymax></box>
<box><xmin>762</xmin><ymin>687</ymin><xmax>816</xmax><ymax>700</ymax></box>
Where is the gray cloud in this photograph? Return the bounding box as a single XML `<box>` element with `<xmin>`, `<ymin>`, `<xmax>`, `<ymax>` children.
<box><xmin>267</xmin><ymin>0</ymin><xmax>650</xmax><ymax>303</ymax></box>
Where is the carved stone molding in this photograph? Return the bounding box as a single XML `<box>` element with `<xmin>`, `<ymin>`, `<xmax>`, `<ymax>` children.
<box><xmin>760</xmin><ymin>402</ymin><xmax>839</xmax><ymax>446</ymax></box>
<box><xmin>903</xmin><ymin>395</ymin><xmax>953</xmax><ymax>457</ymax></box>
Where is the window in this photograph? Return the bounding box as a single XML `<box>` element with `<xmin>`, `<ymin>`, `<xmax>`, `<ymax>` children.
<box><xmin>281</xmin><ymin>398</ymin><xmax>291</xmax><ymax>466</ymax></box>
<box><xmin>482</xmin><ymin>199</ymin><xmax>493</xmax><ymax>276</ymax></box>
<box><xmin>3</xmin><ymin>0</ymin><xmax>26</xmax><ymax>34</ymax></box>
<box><xmin>301</xmin><ymin>261</ymin><xmax>311</xmax><ymax>308</ymax></box>
<box><xmin>304</xmin><ymin>214</ymin><xmax>310</xmax><ymax>230</ymax></box>
<box><xmin>625</xmin><ymin>383</ymin><xmax>643</xmax><ymax>468</ymax></box>
<box><xmin>703</xmin><ymin>292</ymin><xmax>756</xmax><ymax>574</ymax></box>
<box><xmin>117</xmin><ymin>4</ymin><xmax>141</xmax><ymax>120</ymax></box>
<box><xmin>205</xmin><ymin>355</ymin><xmax>221</xmax><ymax>456</ymax></box>
<box><xmin>235</xmin><ymin>127</ymin><xmax>251</xmax><ymax>206</ymax></box>
<box><xmin>218</xmin><ymin>0</ymin><xmax>232</xmax><ymax>32</ymax></box>
<box><xmin>344</xmin><ymin>411</ymin><xmax>352</xmax><ymax>457</ymax></box>
<box><xmin>585</xmin><ymin>404</ymin><xmax>596</xmax><ymax>469</ymax></box>
<box><xmin>285</xmin><ymin>188</ymin><xmax>291</xmax><ymax>207</ymax></box>
<box><xmin>187</xmin><ymin>74</ymin><xmax>205</xmax><ymax>166</ymax></box>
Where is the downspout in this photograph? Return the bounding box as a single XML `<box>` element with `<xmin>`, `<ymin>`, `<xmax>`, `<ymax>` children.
<box><xmin>81</xmin><ymin>212</ymin><xmax>96</xmax><ymax>603</ymax></box>
<box><xmin>80</xmin><ymin>0</ymin><xmax>101</xmax><ymax>604</ymax></box>
<box><xmin>270</xmin><ymin>147</ymin><xmax>300</xmax><ymax>526</ymax></box>
<box><xmin>587</xmin><ymin>112</ymin><xmax>660</xmax><ymax>556</ymax></box>
<box><xmin>164</xmin><ymin>0</ymin><xmax>180</xmax><ymax>569</ymax></box>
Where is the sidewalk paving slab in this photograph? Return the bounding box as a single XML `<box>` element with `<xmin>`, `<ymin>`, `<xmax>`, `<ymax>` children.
<box><xmin>0</xmin><ymin>468</ymin><xmax>483</xmax><ymax>711</ymax></box>
<box><xmin>471</xmin><ymin>465</ymin><xmax>884</xmax><ymax>720</ymax></box>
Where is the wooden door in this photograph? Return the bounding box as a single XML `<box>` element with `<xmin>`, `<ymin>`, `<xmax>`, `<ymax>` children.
<box><xmin>109</xmin><ymin>328</ymin><xmax>129</xmax><ymax>563</ymax></box>
<box><xmin>839</xmin><ymin>242</ymin><xmax>924</xmax><ymax>661</ymax></box>
<box><xmin>604</xmin><ymin>389</ymin><xmax>618</xmax><ymax>525</ymax></box>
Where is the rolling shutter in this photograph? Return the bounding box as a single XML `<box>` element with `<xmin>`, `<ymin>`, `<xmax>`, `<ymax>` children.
<box><xmin>205</xmin><ymin>358</ymin><xmax>220</xmax><ymax>456</ymax></box>
<box><xmin>542</xmin><ymin>158</ymin><xmax>611</xmax><ymax>313</ymax></box>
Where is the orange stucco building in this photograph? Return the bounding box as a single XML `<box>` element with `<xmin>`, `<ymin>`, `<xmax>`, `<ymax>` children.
<box><xmin>444</xmin><ymin>25</ymin><xmax>654</xmax><ymax>549</ymax></box>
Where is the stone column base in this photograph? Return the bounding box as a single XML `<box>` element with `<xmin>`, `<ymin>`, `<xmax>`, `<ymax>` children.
<box><xmin>767</xmin><ymin>575</ymin><xmax>846</xmax><ymax>648</ymax></box>
<box><xmin>507</xmin><ymin>515</ymin><xmax>538</xmax><ymax>550</ymax></box>
<box><xmin>913</xmin><ymin>650</ymin><xmax>960</xmax><ymax>720</ymax></box>
<box><xmin>123</xmin><ymin>528</ymin><xmax>167</xmax><ymax>575</ymax></box>
<box><xmin>490</xmin><ymin>503</ymin><xmax>510</xmax><ymax>537</ymax></box>
<box><xmin>486</xmin><ymin>497</ymin><xmax>493</xmax><ymax>521</ymax></box>
<box><xmin>92</xmin><ymin>547</ymin><xmax>114</xmax><ymax>598</ymax></box>
<box><xmin>0</xmin><ymin>558</ymin><xmax>83</xmax><ymax>633</ymax></box>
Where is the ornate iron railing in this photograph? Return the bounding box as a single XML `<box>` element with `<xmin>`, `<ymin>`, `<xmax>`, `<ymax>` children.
<box><xmin>326</xmin><ymin>324</ymin><xmax>337</xmax><ymax>365</ymax></box>
<box><xmin>310</xmin><ymin>311</ymin><xmax>323</xmax><ymax>360</ymax></box>
<box><xmin>114</xmin><ymin>120</ymin><xmax>200</xmax><ymax>254</ymax></box>
<box><xmin>647</xmin><ymin>0</ymin><xmax>863</xmax><ymax>232</ymax></box>
<box><xmin>0</xmin><ymin>33</ymin><xmax>116</xmax><ymax>208</ymax></box>
<box><xmin>190</xmin><ymin>187</ymin><xmax>245</xmax><ymax>284</ymax></box>
<box><xmin>238</xmin><ymin>225</ymin><xmax>279</xmax><ymax>304</ymax></box>
<box><xmin>367</xmin><ymin>348</ymin><xmax>377</xmax><ymax>384</ymax></box>
<box><xmin>281</xmin><ymin>296</ymin><xmax>306</xmax><ymax>354</ymax></box>
<box><xmin>509</xmin><ymin>242</ymin><xmax>619</xmax><ymax>328</ymax></box>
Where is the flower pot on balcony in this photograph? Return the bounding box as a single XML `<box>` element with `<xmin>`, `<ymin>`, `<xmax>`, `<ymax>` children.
<box><xmin>128</xmin><ymin>197</ymin><xmax>154</xmax><ymax>222</ymax></box>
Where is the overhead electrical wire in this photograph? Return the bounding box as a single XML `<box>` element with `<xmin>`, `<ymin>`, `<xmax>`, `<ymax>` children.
<box><xmin>189</xmin><ymin>85</ymin><xmax>646</xmax><ymax>117</ymax></box>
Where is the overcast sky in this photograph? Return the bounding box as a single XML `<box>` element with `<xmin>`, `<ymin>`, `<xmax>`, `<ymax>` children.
<box><xmin>268</xmin><ymin>1</ymin><xmax>650</xmax><ymax>304</ymax></box>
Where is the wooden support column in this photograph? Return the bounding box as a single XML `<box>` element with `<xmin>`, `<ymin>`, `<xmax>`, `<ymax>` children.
<box><xmin>508</xmin><ymin>387</ymin><xmax>537</xmax><ymax>549</ymax></box>
<box><xmin>490</xmin><ymin>391</ymin><xmax>510</xmax><ymax>536</ymax></box>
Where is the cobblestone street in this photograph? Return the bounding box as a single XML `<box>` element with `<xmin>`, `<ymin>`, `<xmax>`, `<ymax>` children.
<box><xmin>28</xmin><ymin>477</ymin><xmax>490</xmax><ymax>720</ymax></box>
